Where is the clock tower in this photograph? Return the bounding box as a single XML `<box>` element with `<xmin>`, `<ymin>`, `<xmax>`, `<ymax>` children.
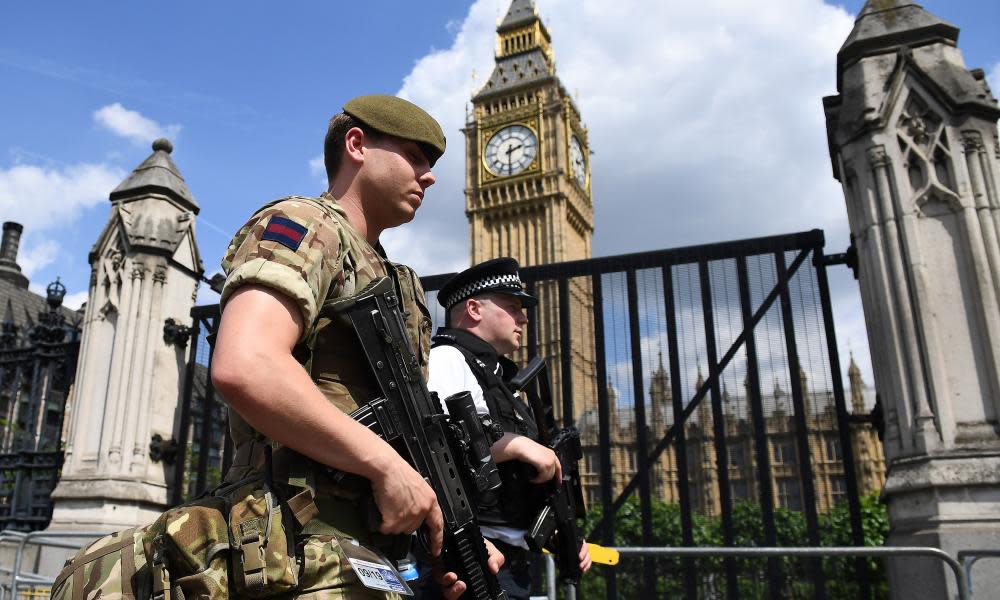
<box><xmin>464</xmin><ymin>0</ymin><xmax>596</xmax><ymax>420</ymax></box>
<box><xmin>465</xmin><ymin>0</ymin><xmax>593</xmax><ymax>265</ymax></box>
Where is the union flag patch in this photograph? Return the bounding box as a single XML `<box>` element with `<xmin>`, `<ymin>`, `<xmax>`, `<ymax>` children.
<box><xmin>261</xmin><ymin>216</ymin><xmax>308</xmax><ymax>251</ymax></box>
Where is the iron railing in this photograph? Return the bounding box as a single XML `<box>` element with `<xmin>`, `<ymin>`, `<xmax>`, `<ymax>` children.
<box><xmin>176</xmin><ymin>229</ymin><xmax>878</xmax><ymax>597</ymax></box>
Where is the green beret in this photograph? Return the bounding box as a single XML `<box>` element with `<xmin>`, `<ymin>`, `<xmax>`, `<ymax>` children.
<box><xmin>343</xmin><ymin>95</ymin><xmax>446</xmax><ymax>166</ymax></box>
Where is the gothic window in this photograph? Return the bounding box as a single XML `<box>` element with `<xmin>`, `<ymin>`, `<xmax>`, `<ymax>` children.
<box><xmin>729</xmin><ymin>444</ymin><xmax>745</xmax><ymax>469</ymax></box>
<box><xmin>830</xmin><ymin>476</ymin><xmax>846</xmax><ymax>504</ymax></box>
<box><xmin>777</xmin><ymin>478</ymin><xmax>802</xmax><ymax>510</ymax></box>
<box><xmin>731</xmin><ymin>479</ymin><xmax>749</xmax><ymax>501</ymax></box>
<box><xmin>897</xmin><ymin>91</ymin><xmax>956</xmax><ymax>194</ymax></box>
<box><xmin>772</xmin><ymin>439</ymin><xmax>797</xmax><ymax>466</ymax></box>
<box><xmin>825</xmin><ymin>435</ymin><xmax>842</xmax><ymax>462</ymax></box>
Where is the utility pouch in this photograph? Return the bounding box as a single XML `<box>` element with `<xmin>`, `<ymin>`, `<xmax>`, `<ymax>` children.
<box><xmin>227</xmin><ymin>480</ymin><xmax>300</xmax><ymax>598</ymax></box>
<box><xmin>50</xmin><ymin>528</ymin><xmax>148</xmax><ymax>600</ymax></box>
<box><xmin>148</xmin><ymin>494</ymin><xmax>231</xmax><ymax>600</ymax></box>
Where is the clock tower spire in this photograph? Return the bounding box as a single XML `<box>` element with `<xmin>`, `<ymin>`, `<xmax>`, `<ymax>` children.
<box><xmin>464</xmin><ymin>0</ymin><xmax>593</xmax><ymax>266</ymax></box>
<box><xmin>464</xmin><ymin>0</ymin><xmax>596</xmax><ymax>422</ymax></box>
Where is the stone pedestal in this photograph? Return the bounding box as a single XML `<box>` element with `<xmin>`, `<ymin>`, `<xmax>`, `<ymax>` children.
<box><xmin>46</xmin><ymin>139</ymin><xmax>203</xmax><ymax>538</ymax></box>
<box><xmin>824</xmin><ymin>2</ymin><xmax>1000</xmax><ymax>597</ymax></box>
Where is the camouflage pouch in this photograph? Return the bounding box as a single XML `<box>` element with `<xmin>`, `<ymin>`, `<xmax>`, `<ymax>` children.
<box><xmin>50</xmin><ymin>527</ymin><xmax>149</xmax><ymax>600</ymax></box>
<box><xmin>145</xmin><ymin>494</ymin><xmax>231</xmax><ymax>600</ymax></box>
<box><xmin>228</xmin><ymin>479</ymin><xmax>300</xmax><ymax>598</ymax></box>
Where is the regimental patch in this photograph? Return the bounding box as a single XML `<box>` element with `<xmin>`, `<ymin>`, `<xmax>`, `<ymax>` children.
<box><xmin>261</xmin><ymin>215</ymin><xmax>308</xmax><ymax>251</ymax></box>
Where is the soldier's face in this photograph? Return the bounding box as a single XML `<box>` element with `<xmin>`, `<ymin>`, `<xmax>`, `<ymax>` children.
<box><xmin>475</xmin><ymin>293</ymin><xmax>528</xmax><ymax>355</ymax></box>
<box><xmin>360</xmin><ymin>135</ymin><xmax>436</xmax><ymax>229</ymax></box>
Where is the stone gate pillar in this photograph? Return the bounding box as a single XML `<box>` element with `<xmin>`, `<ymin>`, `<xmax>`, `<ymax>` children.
<box><xmin>47</xmin><ymin>139</ymin><xmax>203</xmax><ymax>532</ymax></box>
<box><xmin>824</xmin><ymin>2</ymin><xmax>1000</xmax><ymax>597</ymax></box>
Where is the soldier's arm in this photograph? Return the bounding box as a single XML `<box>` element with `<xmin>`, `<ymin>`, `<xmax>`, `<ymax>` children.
<box><xmin>211</xmin><ymin>283</ymin><xmax>445</xmax><ymax>555</ymax></box>
<box><xmin>491</xmin><ymin>432</ymin><xmax>561</xmax><ymax>483</ymax></box>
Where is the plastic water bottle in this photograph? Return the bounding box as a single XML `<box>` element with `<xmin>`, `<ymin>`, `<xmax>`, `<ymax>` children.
<box><xmin>396</xmin><ymin>554</ymin><xmax>419</xmax><ymax>582</ymax></box>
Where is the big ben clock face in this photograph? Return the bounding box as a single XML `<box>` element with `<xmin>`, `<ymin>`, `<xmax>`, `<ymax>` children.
<box><xmin>569</xmin><ymin>135</ymin><xmax>587</xmax><ymax>187</ymax></box>
<box><xmin>484</xmin><ymin>124</ymin><xmax>538</xmax><ymax>176</ymax></box>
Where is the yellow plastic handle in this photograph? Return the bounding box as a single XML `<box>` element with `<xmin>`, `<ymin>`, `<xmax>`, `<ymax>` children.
<box><xmin>587</xmin><ymin>543</ymin><xmax>620</xmax><ymax>566</ymax></box>
<box><xmin>543</xmin><ymin>543</ymin><xmax>620</xmax><ymax>566</ymax></box>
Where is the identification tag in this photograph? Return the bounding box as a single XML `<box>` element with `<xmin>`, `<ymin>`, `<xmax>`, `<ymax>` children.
<box><xmin>348</xmin><ymin>557</ymin><xmax>412</xmax><ymax>595</ymax></box>
<box><xmin>338</xmin><ymin>536</ymin><xmax>414</xmax><ymax>596</ymax></box>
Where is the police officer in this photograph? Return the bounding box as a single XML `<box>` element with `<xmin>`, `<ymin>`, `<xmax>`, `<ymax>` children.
<box><xmin>426</xmin><ymin>258</ymin><xmax>592</xmax><ymax>599</ymax></box>
<box><xmin>212</xmin><ymin>95</ymin><xmax>500</xmax><ymax>599</ymax></box>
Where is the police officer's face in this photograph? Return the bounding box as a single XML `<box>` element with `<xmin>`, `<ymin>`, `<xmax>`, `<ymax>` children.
<box><xmin>361</xmin><ymin>135</ymin><xmax>436</xmax><ymax>228</ymax></box>
<box><xmin>475</xmin><ymin>294</ymin><xmax>528</xmax><ymax>354</ymax></box>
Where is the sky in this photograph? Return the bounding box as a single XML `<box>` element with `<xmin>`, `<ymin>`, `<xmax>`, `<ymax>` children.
<box><xmin>1</xmin><ymin>0</ymin><xmax>998</xmax><ymax>394</ymax></box>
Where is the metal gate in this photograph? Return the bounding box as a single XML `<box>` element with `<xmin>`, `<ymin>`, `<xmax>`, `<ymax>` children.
<box><xmin>422</xmin><ymin>229</ymin><xmax>875</xmax><ymax>599</ymax></box>
<box><xmin>0</xmin><ymin>281</ymin><xmax>80</xmax><ymax>532</ymax></box>
<box><xmin>177</xmin><ymin>229</ymin><xmax>878</xmax><ymax>598</ymax></box>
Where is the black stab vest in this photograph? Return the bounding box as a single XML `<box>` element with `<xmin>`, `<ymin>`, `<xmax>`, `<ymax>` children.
<box><xmin>431</xmin><ymin>328</ymin><xmax>544</xmax><ymax>528</ymax></box>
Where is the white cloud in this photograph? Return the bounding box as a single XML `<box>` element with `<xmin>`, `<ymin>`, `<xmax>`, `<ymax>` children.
<box><xmin>0</xmin><ymin>162</ymin><xmax>124</xmax><ymax>231</ymax></box>
<box><xmin>27</xmin><ymin>283</ymin><xmax>87</xmax><ymax>311</ymax></box>
<box><xmin>308</xmin><ymin>154</ymin><xmax>326</xmax><ymax>185</ymax></box>
<box><xmin>398</xmin><ymin>0</ymin><xmax>856</xmax><ymax>269</ymax></box>
<box><xmin>397</xmin><ymin>0</ymin><xmax>870</xmax><ymax>391</ymax></box>
<box><xmin>988</xmin><ymin>62</ymin><xmax>1000</xmax><ymax>100</ymax></box>
<box><xmin>18</xmin><ymin>239</ymin><xmax>60</xmax><ymax>278</ymax></box>
<box><xmin>61</xmin><ymin>291</ymin><xmax>88</xmax><ymax>311</ymax></box>
<box><xmin>93</xmin><ymin>103</ymin><xmax>182</xmax><ymax>146</ymax></box>
<box><xmin>381</xmin><ymin>223</ymin><xmax>470</xmax><ymax>279</ymax></box>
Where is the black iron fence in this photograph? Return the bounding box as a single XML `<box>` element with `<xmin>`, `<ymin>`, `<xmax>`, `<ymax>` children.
<box><xmin>176</xmin><ymin>229</ymin><xmax>877</xmax><ymax>598</ymax></box>
<box><xmin>0</xmin><ymin>282</ymin><xmax>80</xmax><ymax>531</ymax></box>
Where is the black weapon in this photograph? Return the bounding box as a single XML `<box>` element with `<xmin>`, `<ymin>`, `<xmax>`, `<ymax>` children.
<box><xmin>511</xmin><ymin>357</ymin><xmax>587</xmax><ymax>585</ymax></box>
<box><xmin>332</xmin><ymin>276</ymin><xmax>507</xmax><ymax>600</ymax></box>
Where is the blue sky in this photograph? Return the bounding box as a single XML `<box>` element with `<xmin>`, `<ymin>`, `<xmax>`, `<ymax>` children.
<box><xmin>1</xmin><ymin>0</ymin><xmax>998</xmax><ymax>390</ymax></box>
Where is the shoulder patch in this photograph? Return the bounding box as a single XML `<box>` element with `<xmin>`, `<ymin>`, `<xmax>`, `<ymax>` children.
<box><xmin>262</xmin><ymin>215</ymin><xmax>309</xmax><ymax>251</ymax></box>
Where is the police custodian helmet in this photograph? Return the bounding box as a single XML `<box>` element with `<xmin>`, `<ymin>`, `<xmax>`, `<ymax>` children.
<box><xmin>438</xmin><ymin>257</ymin><xmax>537</xmax><ymax>309</ymax></box>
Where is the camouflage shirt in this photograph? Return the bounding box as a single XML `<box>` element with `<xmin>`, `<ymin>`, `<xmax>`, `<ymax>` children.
<box><xmin>220</xmin><ymin>194</ymin><xmax>432</xmax><ymax>438</ymax></box>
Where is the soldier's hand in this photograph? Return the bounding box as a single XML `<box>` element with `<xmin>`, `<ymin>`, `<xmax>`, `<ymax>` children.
<box><xmin>434</xmin><ymin>537</ymin><xmax>504</xmax><ymax>600</ymax></box>
<box><xmin>370</xmin><ymin>457</ymin><xmax>444</xmax><ymax>555</ymax></box>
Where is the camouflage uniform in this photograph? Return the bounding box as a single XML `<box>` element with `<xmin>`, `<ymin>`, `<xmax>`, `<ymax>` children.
<box><xmin>51</xmin><ymin>94</ymin><xmax>444</xmax><ymax>600</ymax></box>
<box><xmin>218</xmin><ymin>192</ymin><xmax>433</xmax><ymax>598</ymax></box>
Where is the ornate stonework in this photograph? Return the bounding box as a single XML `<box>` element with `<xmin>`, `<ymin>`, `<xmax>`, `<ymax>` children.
<box><xmin>824</xmin><ymin>2</ymin><xmax>1000</xmax><ymax>596</ymax></box>
<box><xmin>48</xmin><ymin>139</ymin><xmax>204</xmax><ymax>534</ymax></box>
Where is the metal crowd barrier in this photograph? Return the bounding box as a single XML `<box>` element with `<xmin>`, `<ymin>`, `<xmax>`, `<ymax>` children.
<box><xmin>610</xmin><ymin>546</ymin><xmax>970</xmax><ymax>600</ymax></box>
<box><xmin>1</xmin><ymin>531</ymin><xmax>108</xmax><ymax>600</ymax></box>
<box><xmin>1</xmin><ymin>535</ymin><xmax>986</xmax><ymax>599</ymax></box>
<box><xmin>958</xmin><ymin>550</ymin><xmax>1000</xmax><ymax>599</ymax></box>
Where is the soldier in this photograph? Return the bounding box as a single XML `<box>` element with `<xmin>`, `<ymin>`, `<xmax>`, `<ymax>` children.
<box><xmin>212</xmin><ymin>95</ymin><xmax>500</xmax><ymax>599</ymax></box>
<box><xmin>425</xmin><ymin>258</ymin><xmax>592</xmax><ymax>599</ymax></box>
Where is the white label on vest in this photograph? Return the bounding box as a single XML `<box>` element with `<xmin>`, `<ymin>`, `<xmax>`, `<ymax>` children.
<box><xmin>338</xmin><ymin>536</ymin><xmax>414</xmax><ymax>596</ymax></box>
<box><xmin>347</xmin><ymin>557</ymin><xmax>413</xmax><ymax>595</ymax></box>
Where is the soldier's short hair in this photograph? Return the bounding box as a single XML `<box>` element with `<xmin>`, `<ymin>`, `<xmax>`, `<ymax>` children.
<box><xmin>323</xmin><ymin>113</ymin><xmax>381</xmax><ymax>181</ymax></box>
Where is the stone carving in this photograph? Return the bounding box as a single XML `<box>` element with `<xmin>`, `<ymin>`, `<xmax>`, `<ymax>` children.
<box><xmin>867</xmin><ymin>145</ymin><xmax>889</xmax><ymax>168</ymax></box>
<box><xmin>960</xmin><ymin>131</ymin><xmax>985</xmax><ymax>154</ymax></box>
<box><xmin>100</xmin><ymin>248</ymin><xmax>124</xmax><ymax>317</ymax></box>
<box><xmin>898</xmin><ymin>93</ymin><xmax>942</xmax><ymax>151</ymax></box>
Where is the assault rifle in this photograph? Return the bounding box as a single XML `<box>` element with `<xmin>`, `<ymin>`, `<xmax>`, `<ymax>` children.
<box><xmin>509</xmin><ymin>357</ymin><xmax>588</xmax><ymax>584</ymax></box>
<box><xmin>331</xmin><ymin>277</ymin><xmax>507</xmax><ymax>600</ymax></box>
